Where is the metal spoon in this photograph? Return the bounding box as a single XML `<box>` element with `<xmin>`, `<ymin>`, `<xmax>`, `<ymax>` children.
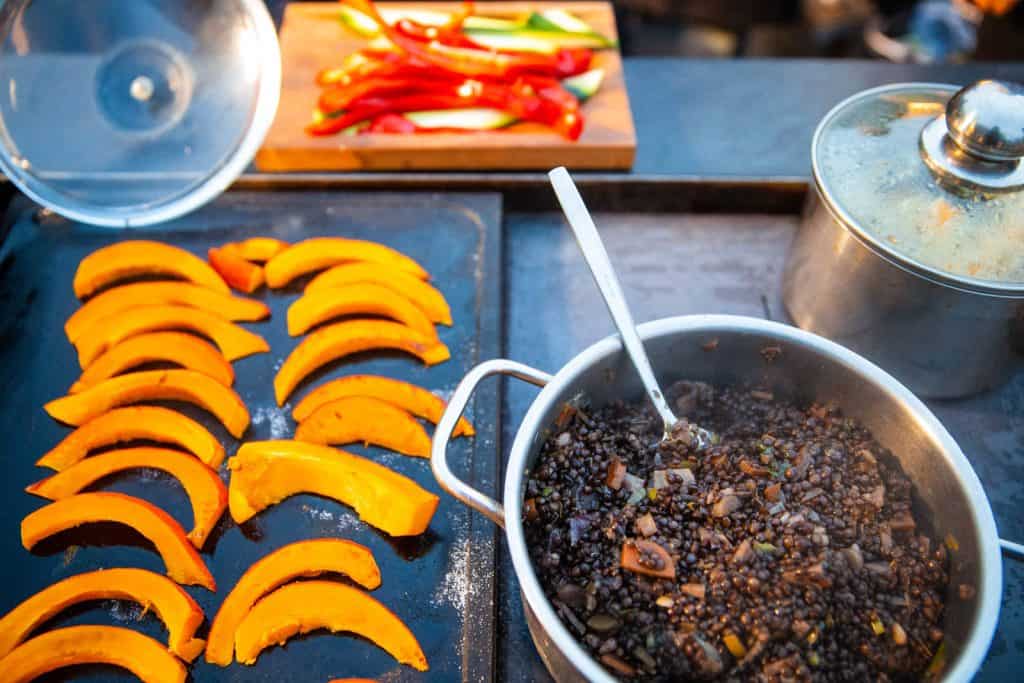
<box><xmin>549</xmin><ymin>167</ymin><xmax>712</xmax><ymax>449</ymax></box>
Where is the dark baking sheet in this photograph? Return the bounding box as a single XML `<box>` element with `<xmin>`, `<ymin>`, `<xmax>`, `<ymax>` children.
<box><xmin>0</xmin><ymin>190</ymin><xmax>503</xmax><ymax>682</ymax></box>
<box><xmin>498</xmin><ymin>211</ymin><xmax>1024</xmax><ymax>682</ymax></box>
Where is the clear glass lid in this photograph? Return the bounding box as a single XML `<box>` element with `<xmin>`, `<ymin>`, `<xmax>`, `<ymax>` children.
<box><xmin>813</xmin><ymin>81</ymin><xmax>1024</xmax><ymax>291</ymax></box>
<box><xmin>0</xmin><ymin>0</ymin><xmax>281</xmax><ymax>227</ymax></box>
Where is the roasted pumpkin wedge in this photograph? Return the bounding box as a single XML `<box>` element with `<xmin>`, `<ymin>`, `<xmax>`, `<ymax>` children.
<box><xmin>228</xmin><ymin>441</ymin><xmax>439</xmax><ymax>537</ymax></box>
<box><xmin>292</xmin><ymin>374</ymin><xmax>474</xmax><ymax>435</ymax></box>
<box><xmin>274</xmin><ymin>320</ymin><xmax>450</xmax><ymax>405</ymax></box>
<box><xmin>0</xmin><ymin>568</ymin><xmax>206</xmax><ymax>661</ymax></box>
<box><xmin>306</xmin><ymin>262</ymin><xmax>452</xmax><ymax>325</ymax></box>
<box><xmin>65</xmin><ymin>281</ymin><xmax>269</xmax><ymax>343</ymax></box>
<box><xmin>264</xmin><ymin>237</ymin><xmax>429</xmax><ymax>287</ymax></box>
<box><xmin>73</xmin><ymin>240</ymin><xmax>228</xmax><ymax>299</ymax></box>
<box><xmin>233</xmin><ymin>580</ymin><xmax>428</xmax><ymax>671</ymax></box>
<box><xmin>45</xmin><ymin>369</ymin><xmax>250</xmax><ymax>439</ymax></box>
<box><xmin>37</xmin><ymin>406</ymin><xmax>225</xmax><ymax>471</ymax></box>
<box><xmin>287</xmin><ymin>283</ymin><xmax>438</xmax><ymax>338</ymax></box>
<box><xmin>205</xmin><ymin>538</ymin><xmax>381</xmax><ymax>666</ymax></box>
<box><xmin>70</xmin><ymin>331</ymin><xmax>234</xmax><ymax>393</ymax></box>
<box><xmin>295</xmin><ymin>396</ymin><xmax>432</xmax><ymax>458</ymax></box>
<box><xmin>234</xmin><ymin>237</ymin><xmax>289</xmax><ymax>262</ymax></box>
<box><xmin>22</xmin><ymin>492</ymin><xmax>216</xmax><ymax>590</ymax></box>
<box><xmin>75</xmin><ymin>304</ymin><xmax>269</xmax><ymax>368</ymax></box>
<box><xmin>0</xmin><ymin>625</ymin><xmax>187</xmax><ymax>683</ymax></box>
<box><xmin>209</xmin><ymin>245</ymin><xmax>264</xmax><ymax>294</ymax></box>
<box><xmin>27</xmin><ymin>447</ymin><xmax>228</xmax><ymax>549</ymax></box>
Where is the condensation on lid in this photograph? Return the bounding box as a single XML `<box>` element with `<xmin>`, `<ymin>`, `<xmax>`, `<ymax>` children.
<box><xmin>814</xmin><ymin>83</ymin><xmax>1024</xmax><ymax>288</ymax></box>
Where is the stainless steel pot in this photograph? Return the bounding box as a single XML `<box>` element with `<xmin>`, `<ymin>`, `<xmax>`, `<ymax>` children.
<box><xmin>432</xmin><ymin>315</ymin><xmax>1002</xmax><ymax>682</ymax></box>
<box><xmin>783</xmin><ymin>80</ymin><xmax>1024</xmax><ymax>398</ymax></box>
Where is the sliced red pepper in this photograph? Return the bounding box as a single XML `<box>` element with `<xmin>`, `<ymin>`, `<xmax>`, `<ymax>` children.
<box><xmin>364</xmin><ymin>113</ymin><xmax>419</xmax><ymax>134</ymax></box>
<box><xmin>343</xmin><ymin>0</ymin><xmax>591</xmax><ymax>79</ymax></box>
<box><xmin>318</xmin><ymin>74</ymin><xmax>462</xmax><ymax>113</ymax></box>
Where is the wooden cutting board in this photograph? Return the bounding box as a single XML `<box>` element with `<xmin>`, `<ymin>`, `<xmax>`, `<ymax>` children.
<box><xmin>256</xmin><ymin>1</ymin><xmax>636</xmax><ymax>171</ymax></box>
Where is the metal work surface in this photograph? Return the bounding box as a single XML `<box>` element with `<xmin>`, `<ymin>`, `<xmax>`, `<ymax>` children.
<box><xmin>0</xmin><ymin>190</ymin><xmax>503</xmax><ymax>682</ymax></box>
<box><xmin>498</xmin><ymin>211</ymin><xmax>1024</xmax><ymax>681</ymax></box>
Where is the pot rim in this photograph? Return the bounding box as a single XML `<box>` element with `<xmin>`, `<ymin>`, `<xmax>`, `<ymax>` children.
<box><xmin>503</xmin><ymin>314</ymin><xmax>1002</xmax><ymax>683</ymax></box>
<box><xmin>810</xmin><ymin>82</ymin><xmax>1024</xmax><ymax>298</ymax></box>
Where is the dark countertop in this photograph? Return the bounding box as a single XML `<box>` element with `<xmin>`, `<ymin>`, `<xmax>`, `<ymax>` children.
<box><xmin>497</xmin><ymin>211</ymin><xmax>1024</xmax><ymax>682</ymax></box>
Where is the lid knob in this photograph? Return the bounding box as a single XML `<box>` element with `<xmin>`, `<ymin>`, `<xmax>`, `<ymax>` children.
<box><xmin>946</xmin><ymin>80</ymin><xmax>1024</xmax><ymax>162</ymax></box>
<box><xmin>920</xmin><ymin>79</ymin><xmax>1024</xmax><ymax>192</ymax></box>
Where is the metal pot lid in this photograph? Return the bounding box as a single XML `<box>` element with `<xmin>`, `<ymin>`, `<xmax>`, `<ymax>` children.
<box><xmin>0</xmin><ymin>0</ymin><xmax>281</xmax><ymax>228</ymax></box>
<box><xmin>813</xmin><ymin>80</ymin><xmax>1024</xmax><ymax>291</ymax></box>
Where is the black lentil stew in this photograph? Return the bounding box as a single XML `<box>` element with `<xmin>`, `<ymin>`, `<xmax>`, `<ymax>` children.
<box><xmin>523</xmin><ymin>381</ymin><xmax>956</xmax><ymax>682</ymax></box>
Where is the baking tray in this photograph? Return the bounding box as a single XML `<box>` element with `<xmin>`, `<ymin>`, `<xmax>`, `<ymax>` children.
<box><xmin>0</xmin><ymin>190</ymin><xmax>503</xmax><ymax>682</ymax></box>
<box><xmin>497</xmin><ymin>210</ymin><xmax>1024</xmax><ymax>683</ymax></box>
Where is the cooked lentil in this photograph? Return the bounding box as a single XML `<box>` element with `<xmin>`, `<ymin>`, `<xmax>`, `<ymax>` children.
<box><xmin>523</xmin><ymin>381</ymin><xmax>951</xmax><ymax>682</ymax></box>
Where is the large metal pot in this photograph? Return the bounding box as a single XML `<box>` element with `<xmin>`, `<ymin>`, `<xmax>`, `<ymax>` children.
<box><xmin>432</xmin><ymin>315</ymin><xmax>1002</xmax><ymax>682</ymax></box>
<box><xmin>783</xmin><ymin>80</ymin><xmax>1024</xmax><ymax>398</ymax></box>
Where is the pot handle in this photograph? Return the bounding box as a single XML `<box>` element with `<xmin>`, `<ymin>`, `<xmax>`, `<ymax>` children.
<box><xmin>432</xmin><ymin>358</ymin><xmax>553</xmax><ymax>528</ymax></box>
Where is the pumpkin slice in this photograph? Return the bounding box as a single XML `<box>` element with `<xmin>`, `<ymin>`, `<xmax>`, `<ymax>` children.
<box><xmin>0</xmin><ymin>568</ymin><xmax>205</xmax><ymax>661</ymax></box>
<box><xmin>73</xmin><ymin>240</ymin><xmax>228</xmax><ymax>299</ymax></box>
<box><xmin>205</xmin><ymin>538</ymin><xmax>380</xmax><ymax>666</ymax></box>
<box><xmin>74</xmin><ymin>304</ymin><xmax>269</xmax><ymax>368</ymax></box>
<box><xmin>228</xmin><ymin>440</ymin><xmax>439</xmax><ymax>537</ymax></box>
<box><xmin>209</xmin><ymin>245</ymin><xmax>264</xmax><ymax>294</ymax></box>
<box><xmin>65</xmin><ymin>281</ymin><xmax>269</xmax><ymax>343</ymax></box>
<box><xmin>70</xmin><ymin>331</ymin><xmax>234</xmax><ymax>393</ymax></box>
<box><xmin>292</xmin><ymin>374</ymin><xmax>474</xmax><ymax>436</ymax></box>
<box><xmin>45</xmin><ymin>369</ymin><xmax>250</xmax><ymax>439</ymax></box>
<box><xmin>37</xmin><ymin>406</ymin><xmax>225</xmax><ymax>471</ymax></box>
<box><xmin>274</xmin><ymin>320</ymin><xmax>450</xmax><ymax>405</ymax></box>
<box><xmin>0</xmin><ymin>625</ymin><xmax>186</xmax><ymax>683</ymax></box>
<box><xmin>22</xmin><ymin>492</ymin><xmax>216</xmax><ymax>590</ymax></box>
<box><xmin>234</xmin><ymin>237</ymin><xmax>290</xmax><ymax>262</ymax></box>
<box><xmin>234</xmin><ymin>580</ymin><xmax>428</xmax><ymax>670</ymax></box>
<box><xmin>288</xmin><ymin>283</ymin><xmax>438</xmax><ymax>338</ymax></box>
<box><xmin>264</xmin><ymin>237</ymin><xmax>429</xmax><ymax>287</ymax></box>
<box><xmin>306</xmin><ymin>262</ymin><xmax>452</xmax><ymax>326</ymax></box>
<box><xmin>27</xmin><ymin>447</ymin><xmax>228</xmax><ymax>549</ymax></box>
<box><xmin>295</xmin><ymin>396</ymin><xmax>431</xmax><ymax>458</ymax></box>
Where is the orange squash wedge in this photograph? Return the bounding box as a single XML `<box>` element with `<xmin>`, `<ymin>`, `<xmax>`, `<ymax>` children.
<box><xmin>73</xmin><ymin>240</ymin><xmax>228</xmax><ymax>299</ymax></box>
<box><xmin>22</xmin><ymin>492</ymin><xmax>216</xmax><ymax>590</ymax></box>
<box><xmin>74</xmin><ymin>303</ymin><xmax>269</xmax><ymax>368</ymax></box>
<box><xmin>0</xmin><ymin>568</ymin><xmax>205</xmax><ymax>661</ymax></box>
<box><xmin>70</xmin><ymin>331</ymin><xmax>234</xmax><ymax>393</ymax></box>
<box><xmin>287</xmin><ymin>283</ymin><xmax>438</xmax><ymax>338</ymax></box>
<box><xmin>37</xmin><ymin>406</ymin><xmax>225</xmax><ymax>471</ymax></box>
<box><xmin>295</xmin><ymin>396</ymin><xmax>432</xmax><ymax>458</ymax></box>
<box><xmin>209</xmin><ymin>245</ymin><xmax>264</xmax><ymax>294</ymax></box>
<box><xmin>306</xmin><ymin>262</ymin><xmax>452</xmax><ymax>326</ymax></box>
<box><xmin>228</xmin><ymin>440</ymin><xmax>439</xmax><ymax>537</ymax></box>
<box><xmin>264</xmin><ymin>237</ymin><xmax>429</xmax><ymax>287</ymax></box>
<box><xmin>274</xmin><ymin>320</ymin><xmax>450</xmax><ymax>405</ymax></box>
<box><xmin>45</xmin><ymin>369</ymin><xmax>250</xmax><ymax>439</ymax></box>
<box><xmin>234</xmin><ymin>237</ymin><xmax>290</xmax><ymax>262</ymax></box>
<box><xmin>292</xmin><ymin>374</ymin><xmax>474</xmax><ymax>435</ymax></box>
<box><xmin>65</xmin><ymin>281</ymin><xmax>269</xmax><ymax>343</ymax></box>
<box><xmin>205</xmin><ymin>538</ymin><xmax>381</xmax><ymax>666</ymax></box>
<box><xmin>27</xmin><ymin>447</ymin><xmax>228</xmax><ymax>549</ymax></box>
<box><xmin>234</xmin><ymin>580</ymin><xmax>428</xmax><ymax>671</ymax></box>
<box><xmin>0</xmin><ymin>625</ymin><xmax>186</xmax><ymax>683</ymax></box>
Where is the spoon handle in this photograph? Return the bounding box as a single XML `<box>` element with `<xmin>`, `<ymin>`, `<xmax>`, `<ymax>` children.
<box><xmin>549</xmin><ymin>167</ymin><xmax>678</xmax><ymax>429</ymax></box>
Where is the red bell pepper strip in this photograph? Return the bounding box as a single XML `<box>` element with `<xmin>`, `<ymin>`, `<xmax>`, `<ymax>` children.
<box><xmin>364</xmin><ymin>113</ymin><xmax>420</xmax><ymax>134</ymax></box>
<box><xmin>318</xmin><ymin>74</ymin><xmax>463</xmax><ymax>113</ymax></box>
